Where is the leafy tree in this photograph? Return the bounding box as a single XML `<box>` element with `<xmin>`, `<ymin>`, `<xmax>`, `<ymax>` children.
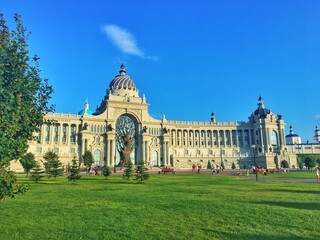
<box><xmin>231</xmin><ymin>162</ymin><xmax>236</xmax><ymax>170</ymax></box>
<box><xmin>30</xmin><ymin>162</ymin><xmax>44</xmax><ymax>183</ymax></box>
<box><xmin>0</xmin><ymin>14</ymin><xmax>54</xmax><ymax>165</ymax></box>
<box><xmin>67</xmin><ymin>157</ymin><xmax>81</xmax><ymax>182</ymax></box>
<box><xmin>304</xmin><ymin>157</ymin><xmax>315</xmax><ymax>170</ymax></box>
<box><xmin>102</xmin><ymin>166</ymin><xmax>112</xmax><ymax>179</ymax></box>
<box><xmin>19</xmin><ymin>152</ymin><xmax>36</xmax><ymax>177</ymax></box>
<box><xmin>82</xmin><ymin>151</ymin><xmax>94</xmax><ymax>170</ymax></box>
<box><xmin>0</xmin><ymin>14</ymin><xmax>53</xmax><ymax>200</ymax></box>
<box><xmin>43</xmin><ymin>151</ymin><xmax>64</xmax><ymax>179</ymax></box>
<box><xmin>0</xmin><ymin>166</ymin><xmax>29</xmax><ymax>201</ymax></box>
<box><xmin>135</xmin><ymin>161</ymin><xmax>150</xmax><ymax>183</ymax></box>
<box><xmin>123</xmin><ymin>160</ymin><xmax>134</xmax><ymax>180</ymax></box>
<box><xmin>207</xmin><ymin>160</ymin><xmax>212</xmax><ymax>170</ymax></box>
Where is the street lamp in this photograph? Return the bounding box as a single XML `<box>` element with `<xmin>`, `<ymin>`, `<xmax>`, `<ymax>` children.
<box><xmin>252</xmin><ymin>144</ymin><xmax>258</xmax><ymax>181</ymax></box>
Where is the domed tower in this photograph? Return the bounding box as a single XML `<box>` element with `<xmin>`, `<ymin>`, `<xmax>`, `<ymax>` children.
<box><xmin>285</xmin><ymin>125</ymin><xmax>301</xmax><ymax>144</ymax></box>
<box><xmin>313</xmin><ymin>125</ymin><xmax>320</xmax><ymax>143</ymax></box>
<box><xmin>107</xmin><ymin>64</ymin><xmax>139</xmax><ymax>98</ymax></box>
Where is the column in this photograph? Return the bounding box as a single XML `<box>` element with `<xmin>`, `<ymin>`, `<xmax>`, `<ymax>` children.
<box><xmin>223</xmin><ymin>131</ymin><xmax>226</xmax><ymax>147</ymax></box>
<box><xmin>110</xmin><ymin>140</ymin><xmax>115</xmax><ymax>166</ymax></box>
<box><xmin>142</xmin><ymin>139</ymin><xmax>145</xmax><ymax>162</ymax></box>
<box><xmin>145</xmin><ymin>141</ymin><xmax>149</xmax><ymax>164</ymax></box>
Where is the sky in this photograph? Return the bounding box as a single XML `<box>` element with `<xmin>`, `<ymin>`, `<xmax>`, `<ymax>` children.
<box><xmin>1</xmin><ymin>0</ymin><xmax>320</xmax><ymax>142</ymax></box>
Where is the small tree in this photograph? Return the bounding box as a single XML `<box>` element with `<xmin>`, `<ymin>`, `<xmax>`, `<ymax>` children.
<box><xmin>231</xmin><ymin>162</ymin><xmax>236</xmax><ymax>170</ymax></box>
<box><xmin>82</xmin><ymin>151</ymin><xmax>94</xmax><ymax>173</ymax></box>
<box><xmin>207</xmin><ymin>160</ymin><xmax>212</xmax><ymax>170</ymax></box>
<box><xmin>0</xmin><ymin>165</ymin><xmax>29</xmax><ymax>201</ymax></box>
<box><xmin>43</xmin><ymin>151</ymin><xmax>64</xmax><ymax>179</ymax></box>
<box><xmin>135</xmin><ymin>161</ymin><xmax>150</xmax><ymax>183</ymax></box>
<box><xmin>67</xmin><ymin>157</ymin><xmax>81</xmax><ymax>182</ymax></box>
<box><xmin>243</xmin><ymin>164</ymin><xmax>247</xmax><ymax>170</ymax></box>
<box><xmin>30</xmin><ymin>162</ymin><xmax>44</xmax><ymax>183</ymax></box>
<box><xmin>123</xmin><ymin>160</ymin><xmax>134</xmax><ymax>180</ymax></box>
<box><xmin>19</xmin><ymin>152</ymin><xmax>37</xmax><ymax>177</ymax></box>
<box><xmin>220</xmin><ymin>162</ymin><xmax>225</xmax><ymax>170</ymax></box>
<box><xmin>102</xmin><ymin>166</ymin><xmax>112</xmax><ymax>179</ymax></box>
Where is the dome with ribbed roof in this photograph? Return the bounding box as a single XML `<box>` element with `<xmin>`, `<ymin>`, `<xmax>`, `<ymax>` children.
<box><xmin>107</xmin><ymin>64</ymin><xmax>138</xmax><ymax>97</ymax></box>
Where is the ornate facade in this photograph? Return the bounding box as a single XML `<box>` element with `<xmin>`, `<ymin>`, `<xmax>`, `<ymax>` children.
<box><xmin>11</xmin><ymin>64</ymin><xmax>297</xmax><ymax>171</ymax></box>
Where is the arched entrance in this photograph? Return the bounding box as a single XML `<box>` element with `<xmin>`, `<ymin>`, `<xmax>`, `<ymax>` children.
<box><xmin>115</xmin><ymin>114</ymin><xmax>138</xmax><ymax>165</ymax></box>
<box><xmin>281</xmin><ymin>160</ymin><xmax>289</xmax><ymax>168</ymax></box>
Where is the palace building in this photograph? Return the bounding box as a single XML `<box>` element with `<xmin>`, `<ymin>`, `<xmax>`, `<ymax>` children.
<box><xmin>11</xmin><ymin>64</ymin><xmax>298</xmax><ymax>171</ymax></box>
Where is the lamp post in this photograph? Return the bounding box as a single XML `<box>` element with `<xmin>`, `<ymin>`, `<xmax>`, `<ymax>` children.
<box><xmin>252</xmin><ymin>144</ymin><xmax>258</xmax><ymax>181</ymax></box>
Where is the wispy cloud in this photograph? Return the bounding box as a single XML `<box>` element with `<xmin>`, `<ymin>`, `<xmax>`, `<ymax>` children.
<box><xmin>313</xmin><ymin>114</ymin><xmax>320</xmax><ymax>120</ymax></box>
<box><xmin>102</xmin><ymin>24</ymin><xmax>158</xmax><ymax>60</ymax></box>
<box><xmin>102</xmin><ymin>24</ymin><xmax>144</xmax><ymax>57</ymax></box>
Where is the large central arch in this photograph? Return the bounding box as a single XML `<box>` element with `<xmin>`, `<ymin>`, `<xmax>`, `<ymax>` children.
<box><xmin>115</xmin><ymin>114</ymin><xmax>139</xmax><ymax>165</ymax></box>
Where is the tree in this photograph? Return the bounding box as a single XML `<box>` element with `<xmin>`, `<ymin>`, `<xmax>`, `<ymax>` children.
<box><xmin>207</xmin><ymin>160</ymin><xmax>212</xmax><ymax>170</ymax></box>
<box><xmin>67</xmin><ymin>157</ymin><xmax>81</xmax><ymax>182</ymax></box>
<box><xmin>0</xmin><ymin>14</ymin><xmax>54</xmax><ymax>165</ymax></box>
<box><xmin>43</xmin><ymin>151</ymin><xmax>64</xmax><ymax>179</ymax></box>
<box><xmin>30</xmin><ymin>162</ymin><xmax>44</xmax><ymax>183</ymax></box>
<box><xmin>19</xmin><ymin>152</ymin><xmax>36</xmax><ymax>177</ymax></box>
<box><xmin>116</xmin><ymin>116</ymin><xmax>136</xmax><ymax>165</ymax></box>
<box><xmin>135</xmin><ymin>161</ymin><xmax>150</xmax><ymax>183</ymax></box>
<box><xmin>304</xmin><ymin>157</ymin><xmax>315</xmax><ymax>170</ymax></box>
<box><xmin>102</xmin><ymin>166</ymin><xmax>112</xmax><ymax>179</ymax></box>
<box><xmin>123</xmin><ymin>160</ymin><xmax>134</xmax><ymax>180</ymax></box>
<box><xmin>0</xmin><ymin>166</ymin><xmax>29</xmax><ymax>201</ymax></box>
<box><xmin>243</xmin><ymin>164</ymin><xmax>247</xmax><ymax>170</ymax></box>
<box><xmin>82</xmin><ymin>150</ymin><xmax>94</xmax><ymax>172</ymax></box>
<box><xmin>231</xmin><ymin>162</ymin><xmax>236</xmax><ymax>170</ymax></box>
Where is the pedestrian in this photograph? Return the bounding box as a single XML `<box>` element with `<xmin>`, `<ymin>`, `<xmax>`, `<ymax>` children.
<box><xmin>211</xmin><ymin>166</ymin><xmax>215</xmax><ymax>175</ymax></box>
<box><xmin>192</xmin><ymin>164</ymin><xmax>196</xmax><ymax>173</ymax></box>
<box><xmin>315</xmin><ymin>167</ymin><xmax>319</xmax><ymax>182</ymax></box>
<box><xmin>237</xmin><ymin>169</ymin><xmax>241</xmax><ymax>176</ymax></box>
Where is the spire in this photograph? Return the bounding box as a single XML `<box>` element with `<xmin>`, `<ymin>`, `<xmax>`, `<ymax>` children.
<box><xmin>84</xmin><ymin>99</ymin><xmax>89</xmax><ymax>114</ymax></box>
<box><xmin>258</xmin><ymin>95</ymin><xmax>265</xmax><ymax>109</ymax></box>
<box><xmin>119</xmin><ymin>63</ymin><xmax>126</xmax><ymax>75</ymax></box>
<box><xmin>289</xmin><ymin>125</ymin><xmax>294</xmax><ymax>135</ymax></box>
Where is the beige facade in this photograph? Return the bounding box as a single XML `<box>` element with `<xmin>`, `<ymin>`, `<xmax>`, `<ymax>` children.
<box><xmin>11</xmin><ymin>64</ymin><xmax>297</xmax><ymax>171</ymax></box>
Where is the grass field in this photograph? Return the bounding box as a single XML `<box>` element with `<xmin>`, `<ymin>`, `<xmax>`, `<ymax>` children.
<box><xmin>1</xmin><ymin>174</ymin><xmax>319</xmax><ymax>240</ymax></box>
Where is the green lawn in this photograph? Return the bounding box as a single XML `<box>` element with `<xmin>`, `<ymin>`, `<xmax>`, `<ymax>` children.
<box><xmin>1</xmin><ymin>174</ymin><xmax>319</xmax><ymax>240</ymax></box>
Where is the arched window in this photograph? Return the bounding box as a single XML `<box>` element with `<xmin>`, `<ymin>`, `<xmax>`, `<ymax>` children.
<box><xmin>270</xmin><ymin>131</ymin><xmax>278</xmax><ymax>146</ymax></box>
<box><xmin>94</xmin><ymin>150</ymin><xmax>101</xmax><ymax>166</ymax></box>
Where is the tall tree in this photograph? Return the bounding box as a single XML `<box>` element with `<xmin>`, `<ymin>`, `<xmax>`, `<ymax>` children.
<box><xmin>0</xmin><ymin>14</ymin><xmax>54</xmax><ymax>165</ymax></box>
<box><xmin>116</xmin><ymin>116</ymin><xmax>136</xmax><ymax>165</ymax></box>
<box><xmin>19</xmin><ymin>152</ymin><xmax>36</xmax><ymax>177</ymax></box>
<box><xmin>43</xmin><ymin>151</ymin><xmax>64</xmax><ymax>179</ymax></box>
<box><xmin>82</xmin><ymin>150</ymin><xmax>94</xmax><ymax>172</ymax></box>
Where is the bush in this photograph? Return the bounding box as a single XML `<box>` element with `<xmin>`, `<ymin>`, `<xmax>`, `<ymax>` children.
<box><xmin>102</xmin><ymin>166</ymin><xmax>112</xmax><ymax>179</ymax></box>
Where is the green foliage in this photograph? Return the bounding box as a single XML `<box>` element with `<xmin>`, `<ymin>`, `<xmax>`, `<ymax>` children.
<box><xmin>242</xmin><ymin>164</ymin><xmax>247</xmax><ymax>170</ymax></box>
<box><xmin>30</xmin><ymin>162</ymin><xmax>44</xmax><ymax>183</ymax></box>
<box><xmin>43</xmin><ymin>151</ymin><xmax>64</xmax><ymax>179</ymax></box>
<box><xmin>297</xmin><ymin>154</ymin><xmax>319</xmax><ymax>170</ymax></box>
<box><xmin>0</xmin><ymin>14</ymin><xmax>54</xmax><ymax>165</ymax></box>
<box><xmin>0</xmin><ymin>164</ymin><xmax>29</xmax><ymax>201</ymax></box>
<box><xmin>82</xmin><ymin>151</ymin><xmax>94</xmax><ymax>168</ymax></box>
<box><xmin>231</xmin><ymin>162</ymin><xmax>236</xmax><ymax>170</ymax></box>
<box><xmin>102</xmin><ymin>166</ymin><xmax>112</xmax><ymax>179</ymax></box>
<box><xmin>207</xmin><ymin>160</ymin><xmax>212</xmax><ymax>170</ymax></box>
<box><xmin>123</xmin><ymin>160</ymin><xmax>134</xmax><ymax>180</ymax></box>
<box><xmin>67</xmin><ymin>157</ymin><xmax>81</xmax><ymax>182</ymax></box>
<box><xmin>19</xmin><ymin>152</ymin><xmax>36</xmax><ymax>177</ymax></box>
<box><xmin>135</xmin><ymin>161</ymin><xmax>150</xmax><ymax>183</ymax></box>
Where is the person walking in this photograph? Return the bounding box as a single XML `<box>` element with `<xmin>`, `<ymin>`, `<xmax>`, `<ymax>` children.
<box><xmin>315</xmin><ymin>167</ymin><xmax>319</xmax><ymax>182</ymax></box>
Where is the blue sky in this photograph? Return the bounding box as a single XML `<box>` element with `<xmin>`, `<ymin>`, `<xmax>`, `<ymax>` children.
<box><xmin>2</xmin><ymin>0</ymin><xmax>320</xmax><ymax>142</ymax></box>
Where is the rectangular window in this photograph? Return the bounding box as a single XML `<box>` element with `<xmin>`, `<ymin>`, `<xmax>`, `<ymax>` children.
<box><xmin>53</xmin><ymin>148</ymin><xmax>59</xmax><ymax>154</ymax></box>
<box><xmin>70</xmin><ymin>148</ymin><xmax>75</xmax><ymax>154</ymax></box>
<box><xmin>36</xmin><ymin>147</ymin><xmax>42</xmax><ymax>154</ymax></box>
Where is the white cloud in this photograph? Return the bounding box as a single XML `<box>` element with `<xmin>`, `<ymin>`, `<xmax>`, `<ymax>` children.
<box><xmin>102</xmin><ymin>24</ymin><xmax>144</xmax><ymax>57</ymax></box>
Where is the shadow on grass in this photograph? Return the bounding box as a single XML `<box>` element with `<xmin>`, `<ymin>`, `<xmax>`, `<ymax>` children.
<box><xmin>252</xmin><ymin>201</ymin><xmax>320</xmax><ymax>210</ymax></box>
<box><xmin>267</xmin><ymin>189</ymin><xmax>320</xmax><ymax>195</ymax></box>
